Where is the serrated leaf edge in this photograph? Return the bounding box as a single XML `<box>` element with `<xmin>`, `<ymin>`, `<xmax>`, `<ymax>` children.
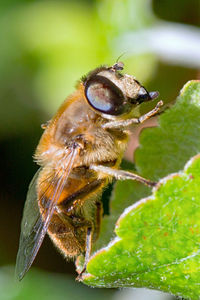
<box><xmin>83</xmin><ymin>153</ymin><xmax>200</xmax><ymax>280</ymax></box>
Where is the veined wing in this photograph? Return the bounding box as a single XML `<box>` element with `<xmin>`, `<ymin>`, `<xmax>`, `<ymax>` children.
<box><xmin>15</xmin><ymin>147</ymin><xmax>79</xmax><ymax>280</ymax></box>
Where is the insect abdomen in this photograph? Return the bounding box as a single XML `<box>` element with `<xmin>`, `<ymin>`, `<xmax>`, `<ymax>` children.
<box><xmin>42</xmin><ymin>176</ymin><xmax>106</xmax><ymax>258</ymax></box>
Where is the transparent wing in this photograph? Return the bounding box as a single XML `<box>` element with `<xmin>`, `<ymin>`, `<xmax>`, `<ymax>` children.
<box><xmin>15</xmin><ymin>147</ymin><xmax>79</xmax><ymax>280</ymax></box>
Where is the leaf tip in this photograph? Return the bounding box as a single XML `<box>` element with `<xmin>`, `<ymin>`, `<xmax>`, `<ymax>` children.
<box><xmin>180</xmin><ymin>79</ymin><xmax>200</xmax><ymax>96</ymax></box>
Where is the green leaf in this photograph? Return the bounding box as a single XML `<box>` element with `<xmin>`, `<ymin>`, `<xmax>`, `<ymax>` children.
<box><xmin>96</xmin><ymin>81</ymin><xmax>200</xmax><ymax>250</ymax></box>
<box><xmin>84</xmin><ymin>154</ymin><xmax>200</xmax><ymax>299</ymax></box>
<box><xmin>136</xmin><ymin>80</ymin><xmax>200</xmax><ymax>180</ymax></box>
<box><xmin>95</xmin><ymin>80</ymin><xmax>200</xmax><ymax>250</ymax></box>
<box><xmin>82</xmin><ymin>81</ymin><xmax>200</xmax><ymax>299</ymax></box>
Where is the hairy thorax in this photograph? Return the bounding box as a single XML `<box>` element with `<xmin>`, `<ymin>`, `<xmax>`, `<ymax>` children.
<box><xmin>35</xmin><ymin>91</ymin><xmax>129</xmax><ymax>170</ymax></box>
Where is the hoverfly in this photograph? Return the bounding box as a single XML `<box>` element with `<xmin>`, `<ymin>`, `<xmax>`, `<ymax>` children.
<box><xmin>16</xmin><ymin>62</ymin><xmax>162</xmax><ymax>280</ymax></box>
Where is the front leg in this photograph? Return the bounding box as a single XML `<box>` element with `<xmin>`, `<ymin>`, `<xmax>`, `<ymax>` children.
<box><xmin>102</xmin><ymin>100</ymin><xmax>163</xmax><ymax>129</ymax></box>
<box><xmin>90</xmin><ymin>165</ymin><xmax>156</xmax><ymax>187</ymax></box>
<box><xmin>76</xmin><ymin>226</ymin><xmax>92</xmax><ymax>280</ymax></box>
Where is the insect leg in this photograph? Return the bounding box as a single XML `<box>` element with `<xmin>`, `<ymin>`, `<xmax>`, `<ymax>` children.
<box><xmin>85</xmin><ymin>226</ymin><xmax>92</xmax><ymax>265</ymax></box>
<box><xmin>76</xmin><ymin>226</ymin><xmax>92</xmax><ymax>280</ymax></box>
<box><xmin>90</xmin><ymin>165</ymin><xmax>156</xmax><ymax>187</ymax></box>
<box><xmin>102</xmin><ymin>100</ymin><xmax>163</xmax><ymax>129</ymax></box>
<box><xmin>94</xmin><ymin>201</ymin><xmax>102</xmax><ymax>241</ymax></box>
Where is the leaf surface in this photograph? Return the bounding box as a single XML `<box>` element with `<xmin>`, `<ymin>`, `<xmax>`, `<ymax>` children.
<box><xmin>83</xmin><ymin>81</ymin><xmax>200</xmax><ymax>299</ymax></box>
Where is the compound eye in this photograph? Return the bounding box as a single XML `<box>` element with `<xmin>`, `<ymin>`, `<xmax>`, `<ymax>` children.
<box><xmin>85</xmin><ymin>75</ymin><xmax>125</xmax><ymax>115</ymax></box>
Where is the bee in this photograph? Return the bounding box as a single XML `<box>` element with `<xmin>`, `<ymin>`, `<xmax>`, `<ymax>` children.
<box><xmin>16</xmin><ymin>62</ymin><xmax>162</xmax><ymax>280</ymax></box>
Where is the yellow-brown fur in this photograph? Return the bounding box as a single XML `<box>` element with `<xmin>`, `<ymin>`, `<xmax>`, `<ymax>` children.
<box><xmin>35</xmin><ymin>83</ymin><xmax>128</xmax><ymax>258</ymax></box>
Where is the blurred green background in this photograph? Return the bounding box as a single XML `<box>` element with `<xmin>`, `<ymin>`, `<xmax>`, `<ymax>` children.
<box><xmin>0</xmin><ymin>0</ymin><xmax>199</xmax><ymax>299</ymax></box>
